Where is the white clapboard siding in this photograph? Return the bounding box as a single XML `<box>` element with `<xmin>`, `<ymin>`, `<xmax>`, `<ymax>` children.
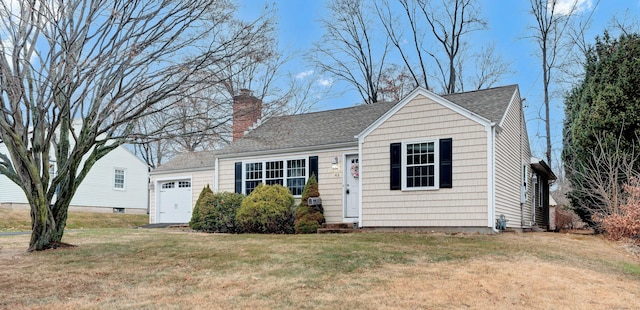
<box><xmin>0</xmin><ymin>143</ymin><xmax>148</xmax><ymax>213</ymax></box>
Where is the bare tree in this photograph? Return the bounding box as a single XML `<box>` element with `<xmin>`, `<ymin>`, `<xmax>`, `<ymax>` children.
<box><xmin>0</xmin><ymin>0</ymin><xmax>271</xmax><ymax>251</ymax></box>
<box><xmin>419</xmin><ymin>0</ymin><xmax>486</xmax><ymax>94</ymax></box>
<box><xmin>528</xmin><ymin>0</ymin><xmax>578</xmax><ymax>168</ymax></box>
<box><xmin>468</xmin><ymin>43</ymin><xmax>514</xmax><ymax>90</ymax></box>
<box><xmin>311</xmin><ymin>0</ymin><xmax>389</xmax><ymax>104</ymax></box>
<box><xmin>566</xmin><ymin>134</ymin><xmax>640</xmax><ymax>230</ymax></box>
<box><xmin>378</xmin><ymin>64</ymin><xmax>415</xmax><ymax>101</ymax></box>
<box><xmin>133</xmin><ymin>13</ymin><xmax>326</xmax><ymax>168</ymax></box>
<box><xmin>376</xmin><ymin>0</ymin><xmax>507</xmax><ymax>94</ymax></box>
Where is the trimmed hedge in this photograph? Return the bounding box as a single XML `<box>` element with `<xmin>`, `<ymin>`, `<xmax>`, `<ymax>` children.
<box><xmin>236</xmin><ymin>184</ymin><xmax>295</xmax><ymax>234</ymax></box>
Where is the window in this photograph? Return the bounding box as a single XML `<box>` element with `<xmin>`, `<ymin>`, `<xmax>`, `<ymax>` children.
<box><xmin>287</xmin><ymin>159</ymin><xmax>306</xmax><ymax>196</ymax></box>
<box><xmin>265</xmin><ymin>161</ymin><xmax>284</xmax><ymax>185</ymax></box>
<box><xmin>405</xmin><ymin>142</ymin><xmax>436</xmax><ymax>188</ymax></box>
<box><xmin>178</xmin><ymin>181</ymin><xmax>191</xmax><ymax>188</ymax></box>
<box><xmin>114</xmin><ymin>169</ymin><xmax>125</xmax><ymax>190</ymax></box>
<box><xmin>245</xmin><ymin>162</ymin><xmax>263</xmax><ymax>194</ymax></box>
<box><xmin>162</xmin><ymin>182</ymin><xmax>175</xmax><ymax>189</ymax></box>
<box><xmin>391</xmin><ymin>138</ymin><xmax>452</xmax><ymax>191</ymax></box>
<box><xmin>242</xmin><ymin>158</ymin><xmax>306</xmax><ymax>196</ymax></box>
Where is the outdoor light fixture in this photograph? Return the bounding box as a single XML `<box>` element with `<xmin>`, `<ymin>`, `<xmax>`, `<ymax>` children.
<box><xmin>331</xmin><ymin>156</ymin><xmax>339</xmax><ymax>170</ymax></box>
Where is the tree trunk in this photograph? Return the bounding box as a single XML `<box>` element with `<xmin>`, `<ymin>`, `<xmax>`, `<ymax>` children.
<box><xmin>28</xmin><ymin>198</ymin><xmax>59</xmax><ymax>251</ymax></box>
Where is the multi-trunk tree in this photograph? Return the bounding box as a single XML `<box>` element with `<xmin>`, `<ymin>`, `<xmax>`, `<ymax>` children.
<box><xmin>0</xmin><ymin>0</ymin><xmax>271</xmax><ymax>251</ymax></box>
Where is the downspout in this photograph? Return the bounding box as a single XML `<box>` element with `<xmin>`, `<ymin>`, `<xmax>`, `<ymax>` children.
<box><xmin>488</xmin><ymin>122</ymin><xmax>499</xmax><ymax>233</ymax></box>
<box><xmin>357</xmin><ymin>136</ymin><xmax>363</xmax><ymax>228</ymax></box>
<box><xmin>520</xmin><ymin>98</ymin><xmax>526</xmax><ymax>228</ymax></box>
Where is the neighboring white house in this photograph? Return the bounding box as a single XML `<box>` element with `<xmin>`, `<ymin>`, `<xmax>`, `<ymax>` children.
<box><xmin>0</xmin><ymin>143</ymin><xmax>149</xmax><ymax>214</ymax></box>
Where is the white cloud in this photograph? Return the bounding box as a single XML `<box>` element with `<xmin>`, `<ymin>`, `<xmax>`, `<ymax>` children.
<box><xmin>317</xmin><ymin>77</ymin><xmax>333</xmax><ymax>87</ymax></box>
<box><xmin>553</xmin><ymin>0</ymin><xmax>592</xmax><ymax>15</ymax></box>
<box><xmin>295</xmin><ymin>70</ymin><xmax>314</xmax><ymax>79</ymax></box>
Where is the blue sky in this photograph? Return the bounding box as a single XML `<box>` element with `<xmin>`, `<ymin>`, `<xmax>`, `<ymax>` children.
<box><xmin>237</xmin><ymin>0</ymin><xmax>640</xmax><ymax>167</ymax></box>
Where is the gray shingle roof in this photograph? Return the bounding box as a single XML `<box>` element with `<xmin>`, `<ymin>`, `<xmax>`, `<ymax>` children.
<box><xmin>216</xmin><ymin>101</ymin><xmax>398</xmax><ymax>155</ymax></box>
<box><xmin>208</xmin><ymin>84</ymin><xmax>518</xmax><ymax>157</ymax></box>
<box><xmin>151</xmin><ymin>150</ymin><xmax>218</xmax><ymax>173</ymax></box>
<box><xmin>442</xmin><ymin>84</ymin><xmax>517</xmax><ymax>123</ymax></box>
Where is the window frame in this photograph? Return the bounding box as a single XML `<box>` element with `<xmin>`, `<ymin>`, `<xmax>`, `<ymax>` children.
<box><xmin>113</xmin><ymin>168</ymin><xmax>126</xmax><ymax>190</ymax></box>
<box><xmin>401</xmin><ymin>139</ymin><xmax>440</xmax><ymax>190</ymax></box>
<box><xmin>242</xmin><ymin>157</ymin><xmax>307</xmax><ymax>196</ymax></box>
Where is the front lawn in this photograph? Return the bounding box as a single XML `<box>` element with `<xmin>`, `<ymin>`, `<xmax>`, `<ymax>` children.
<box><xmin>1</xmin><ymin>229</ymin><xmax>639</xmax><ymax>308</ymax></box>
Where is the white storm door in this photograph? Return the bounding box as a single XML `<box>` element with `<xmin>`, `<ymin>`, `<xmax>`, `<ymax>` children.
<box><xmin>345</xmin><ymin>155</ymin><xmax>359</xmax><ymax>218</ymax></box>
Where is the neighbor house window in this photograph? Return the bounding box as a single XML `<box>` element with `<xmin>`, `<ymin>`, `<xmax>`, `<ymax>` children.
<box><xmin>114</xmin><ymin>169</ymin><xmax>125</xmax><ymax>190</ymax></box>
<box><xmin>244</xmin><ymin>158</ymin><xmax>306</xmax><ymax>196</ymax></box>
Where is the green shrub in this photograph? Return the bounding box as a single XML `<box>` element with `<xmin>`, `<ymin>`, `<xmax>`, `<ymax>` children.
<box><xmin>236</xmin><ymin>184</ymin><xmax>295</xmax><ymax>233</ymax></box>
<box><xmin>201</xmin><ymin>192</ymin><xmax>244</xmax><ymax>233</ymax></box>
<box><xmin>189</xmin><ymin>185</ymin><xmax>215</xmax><ymax>231</ymax></box>
<box><xmin>295</xmin><ymin>173</ymin><xmax>325</xmax><ymax>234</ymax></box>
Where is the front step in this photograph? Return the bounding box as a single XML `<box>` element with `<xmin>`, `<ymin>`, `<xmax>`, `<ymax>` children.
<box><xmin>317</xmin><ymin>223</ymin><xmax>357</xmax><ymax>234</ymax></box>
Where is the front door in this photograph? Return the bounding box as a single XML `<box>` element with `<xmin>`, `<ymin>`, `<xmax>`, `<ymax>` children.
<box><xmin>345</xmin><ymin>155</ymin><xmax>359</xmax><ymax>218</ymax></box>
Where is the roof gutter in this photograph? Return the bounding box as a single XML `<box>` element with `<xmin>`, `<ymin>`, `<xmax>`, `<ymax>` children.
<box><xmin>215</xmin><ymin>141</ymin><xmax>358</xmax><ymax>159</ymax></box>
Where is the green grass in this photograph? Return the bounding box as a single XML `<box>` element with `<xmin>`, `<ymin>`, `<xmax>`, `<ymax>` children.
<box><xmin>0</xmin><ymin>208</ymin><xmax>148</xmax><ymax>231</ymax></box>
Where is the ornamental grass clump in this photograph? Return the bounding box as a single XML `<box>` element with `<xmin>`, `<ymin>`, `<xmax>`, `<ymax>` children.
<box><xmin>295</xmin><ymin>173</ymin><xmax>325</xmax><ymax>234</ymax></box>
<box><xmin>235</xmin><ymin>184</ymin><xmax>295</xmax><ymax>234</ymax></box>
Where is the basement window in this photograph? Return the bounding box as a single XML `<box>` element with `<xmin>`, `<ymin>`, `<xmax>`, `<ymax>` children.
<box><xmin>113</xmin><ymin>208</ymin><xmax>125</xmax><ymax>214</ymax></box>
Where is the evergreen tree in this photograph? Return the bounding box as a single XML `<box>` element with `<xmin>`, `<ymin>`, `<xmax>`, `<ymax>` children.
<box><xmin>295</xmin><ymin>173</ymin><xmax>325</xmax><ymax>233</ymax></box>
<box><xmin>562</xmin><ymin>32</ymin><xmax>640</xmax><ymax>228</ymax></box>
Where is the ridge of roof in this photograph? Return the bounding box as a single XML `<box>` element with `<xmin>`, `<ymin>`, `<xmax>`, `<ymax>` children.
<box><xmin>151</xmin><ymin>150</ymin><xmax>218</xmax><ymax>173</ymax></box>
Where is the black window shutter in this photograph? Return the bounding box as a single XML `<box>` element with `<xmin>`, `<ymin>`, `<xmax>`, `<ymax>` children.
<box><xmin>390</xmin><ymin>143</ymin><xmax>401</xmax><ymax>190</ymax></box>
<box><xmin>440</xmin><ymin>138</ymin><xmax>453</xmax><ymax>188</ymax></box>
<box><xmin>234</xmin><ymin>162</ymin><xmax>242</xmax><ymax>194</ymax></box>
<box><xmin>309</xmin><ymin>156</ymin><xmax>319</xmax><ymax>181</ymax></box>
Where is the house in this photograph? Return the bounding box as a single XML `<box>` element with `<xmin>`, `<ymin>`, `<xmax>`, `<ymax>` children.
<box><xmin>149</xmin><ymin>85</ymin><xmax>556</xmax><ymax>232</ymax></box>
<box><xmin>0</xmin><ymin>143</ymin><xmax>149</xmax><ymax>214</ymax></box>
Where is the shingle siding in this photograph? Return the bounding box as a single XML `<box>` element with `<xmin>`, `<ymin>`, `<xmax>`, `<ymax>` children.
<box><xmin>361</xmin><ymin>94</ymin><xmax>489</xmax><ymax>228</ymax></box>
<box><xmin>494</xmin><ymin>89</ymin><xmax>531</xmax><ymax>228</ymax></box>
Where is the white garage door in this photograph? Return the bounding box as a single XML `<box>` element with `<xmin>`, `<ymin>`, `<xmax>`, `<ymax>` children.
<box><xmin>158</xmin><ymin>180</ymin><xmax>192</xmax><ymax>223</ymax></box>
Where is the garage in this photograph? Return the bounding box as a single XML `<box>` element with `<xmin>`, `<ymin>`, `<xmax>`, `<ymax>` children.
<box><xmin>157</xmin><ymin>179</ymin><xmax>192</xmax><ymax>223</ymax></box>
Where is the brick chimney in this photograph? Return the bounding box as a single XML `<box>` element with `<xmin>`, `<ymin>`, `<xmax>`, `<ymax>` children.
<box><xmin>232</xmin><ymin>89</ymin><xmax>262</xmax><ymax>141</ymax></box>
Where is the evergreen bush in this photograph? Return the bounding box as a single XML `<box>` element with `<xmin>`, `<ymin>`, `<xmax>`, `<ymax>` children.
<box><xmin>189</xmin><ymin>186</ymin><xmax>244</xmax><ymax>233</ymax></box>
<box><xmin>294</xmin><ymin>173</ymin><xmax>325</xmax><ymax>234</ymax></box>
<box><xmin>189</xmin><ymin>185</ymin><xmax>215</xmax><ymax>231</ymax></box>
<box><xmin>202</xmin><ymin>192</ymin><xmax>244</xmax><ymax>233</ymax></box>
<box><xmin>235</xmin><ymin>184</ymin><xmax>295</xmax><ymax>233</ymax></box>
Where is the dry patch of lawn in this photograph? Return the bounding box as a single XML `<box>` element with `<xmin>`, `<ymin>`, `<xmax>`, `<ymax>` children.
<box><xmin>0</xmin><ymin>208</ymin><xmax>148</xmax><ymax>231</ymax></box>
<box><xmin>1</xmin><ymin>230</ymin><xmax>639</xmax><ymax>309</ymax></box>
